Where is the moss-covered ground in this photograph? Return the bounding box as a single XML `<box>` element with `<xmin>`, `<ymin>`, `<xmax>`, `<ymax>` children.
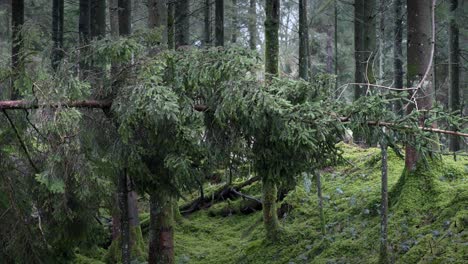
<box><xmin>77</xmin><ymin>143</ymin><xmax>468</xmax><ymax>263</ymax></box>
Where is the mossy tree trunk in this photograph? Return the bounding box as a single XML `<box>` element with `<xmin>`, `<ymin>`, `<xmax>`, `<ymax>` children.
<box><xmin>51</xmin><ymin>0</ymin><xmax>64</xmax><ymax>70</ymax></box>
<box><xmin>393</xmin><ymin>0</ymin><xmax>403</xmax><ymax>115</ymax></box>
<box><xmin>231</xmin><ymin>0</ymin><xmax>237</xmax><ymax>43</ymax></box>
<box><xmin>248</xmin><ymin>0</ymin><xmax>256</xmax><ymax>50</ymax></box>
<box><xmin>379</xmin><ymin>137</ymin><xmax>389</xmax><ymax>263</ymax></box>
<box><xmin>262</xmin><ymin>177</ymin><xmax>280</xmax><ymax>240</ymax></box>
<box><xmin>448</xmin><ymin>0</ymin><xmax>460</xmax><ymax>152</ymax></box>
<box><xmin>118</xmin><ymin>169</ymin><xmax>131</xmax><ymax>264</ymax></box>
<box><xmin>11</xmin><ymin>0</ymin><xmax>23</xmax><ymax>99</ymax></box>
<box><xmin>148</xmin><ymin>188</ymin><xmax>175</xmax><ymax>264</ymax></box>
<box><xmin>204</xmin><ymin>0</ymin><xmax>212</xmax><ymax>47</ymax></box>
<box><xmin>405</xmin><ymin>0</ymin><xmax>434</xmax><ymax>171</ymax></box>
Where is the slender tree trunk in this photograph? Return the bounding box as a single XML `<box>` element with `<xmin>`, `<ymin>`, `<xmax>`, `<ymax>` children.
<box><xmin>448</xmin><ymin>0</ymin><xmax>460</xmax><ymax>152</ymax></box>
<box><xmin>175</xmin><ymin>0</ymin><xmax>189</xmax><ymax>48</ymax></box>
<box><xmin>118</xmin><ymin>169</ymin><xmax>131</xmax><ymax>264</ymax></box>
<box><xmin>354</xmin><ymin>0</ymin><xmax>365</xmax><ymax>100</ymax></box>
<box><xmin>148</xmin><ymin>189</ymin><xmax>175</xmax><ymax>264</ymax></box>
<box><xmin>315</xmin><ymin>171</ymin><xmax>325</xmax><ymax>236</ymax></box>
<box><xmin>118</xmin><ymin>0</ymin><xmax>131</xmax><ymax>36</ymax></box>
<box><xmin>248</xmin><ymin>0</ymin><xmax>256</xmax><ymax>50</ymax></box>
<box><xmin>79</xmin><ymin>0</ymin><xmax>90</xmax><ymax>78</ymax></box>
<box><xmin>148</xmin><ymin>0</ymin><xmax>166</xmax><ymax>28</ymax></box>
<box><xmin>379</xmin><ymin>135</ymin><xmax>389</xmax><ymax>263</ymax></box>
<box><xmin>204</xmin><ymin>0</ymin><xmax>212</xmax><ymax>47</ymax></box>
<box><xmin>334</xmin><ymin>0</ymin><xmax>338</xmax><ymax>94</ymax></box>
<box><xmin>90</xmin><ymin>0</ymin><xmax>106</xmax><ymax>39</ymax></box>
<box><xmin>11</xmin><ymin>0</ymin><xmax>24</xmax><ymax>99</ymax></box>
<box><xmin>405</xmin><ymin>0</ymin><xmax>434</xmax><ymax>171</ymax></box>
<box><xmin>109</xmin><ymin>0</ymin><xmax>119</xmax><ymax>36</ymax></box>
<box><xmin>298</xmin><ymin>0</ymin><xmax>309</xmax><ymax>80</ymax></box>
<box><xmin>364</xmin><ymin>0</ymin><xmax>376</xmax><ymax>86</ymax></box>
<box><xmin>231</xmin><ymin>0</ymin><xmax>237</xmax><ymax>43</ymax></box>
<box><xmin>393</xmin><ymin>0</ymin><xmax>403</xmax><ymax>115</ymax></box>
<box><xmin>262</xmin><ymin>0</ymin><xmax>280</xmax><ymax>240</ymax></box>
<box><xmin>378</xmin><ymin>0</ymin><xmax>385</xmax><ymax>84</ymax></box>
<box><xmin>51</xmin><ymin>0</ymin><xmax>64</xmax><ymax>70</ymax></box>
<box><xmin>326</xmin><ymin>28</ymin><xmax>333</xmax><ymax>74</ymax></box>
<box><xmin>215</xmin><ymin>0</ymin><xmax>224</xmax><ymax>46</ymax></box>
<box><xmin>167</xmin><ymin>1</ymin><xmax>175</xmax><ymax>49</ymax></box>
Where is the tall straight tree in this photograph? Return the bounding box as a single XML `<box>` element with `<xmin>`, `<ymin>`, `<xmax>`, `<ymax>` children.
<box><xmin>215</xmin><ymin>0</ymin><xmax>224</xmax><ymax>46</ymax></box>
<box><xmin>90</xmin><ymin>0</ymin><xmax>106</xmax><ymax>39</ymax></box>
<box><xmin>204</xmin><ymin>0</ymin><xmax>212</xmax><ymax>47</ymax></box>
<box><xmin>448</xmin><ymin>0</ymin><xmax>460</xmax><ymax>152</ymax></box>
<box><xmin>148</xmin><ymin>0</ymin><xmax>166</xmax><ymax>29</ymax></box>
<box><xmin>393</xmin><ymin>0</ymin><xmax>403</xmax><ymax>115</ymax></box>
<box><xmin>354</xmin><ymin>0</ymin><xmax>376</xmax><ymax>100</ymax></box>
<box><xmin>231</xmin><ymin>0</ymin><xmax>237</xmax><ymax>43</ymax></box>
<box><xmin>334</xmin><ymin>0</ymin><xmax>338</xmax><ymax>93</ymax></box>
<box><xmin>248</xmin><ymin>0</ymin><xmax>256</xmax><ymax>50</ymax></box>
<box><xmin>405</xmin><ymin>0</ymin><xmax>434</xmax><ymax>170</ymax></box>
<box><xmin>167</xmin><ymin>0</ymin><xmax>175</xmax><ymax>49</ymax></box>
<box><xmin>298</xmin><ymin>0</ymin><xmax>309</xmax><ymax>80</ymax></box>
<box><xmin>263</xmin><ymin>0</ymin><xmax>280</xmax><ymax>240</ymax></box>
<box><xmin>175</xmin><ymin>0</ymin><xmax>189</xmax><ymax>48</ymax></box>
<box><xmin>79</xmin><ymin>0</ymin><xmax>90</xmax><ymax>45</ymax></box>
<box><xmin>11</xmin><ymin>0</ymin><xmax>24</xmax><ymax>99</ymax></box>
<box><xmin>51</xmin><ymin>0</ymin><xmax>64</xmax><ymax>70</ymax></box>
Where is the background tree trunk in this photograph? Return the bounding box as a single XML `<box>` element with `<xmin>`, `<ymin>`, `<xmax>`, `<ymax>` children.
<box><xmin>148</xmin><ymin>189</ymin><xmax>174</xmax><ymax>264</ymax></box>
<box><xmin>167</xmin><ymin>1</ymin><xmax>175</xmax><ymax>49</ymax></box>
<box><xmin>175</xmin><ymin>0</ymin><xmax>189</xmax><ymax>48</ymax></box>
<box><xmin>215</xmin><ymin>0</ymin><xmax>224</xmax><ymax>46</ymax></box>
<box><xmin>379</xmin><ymin>136</ymin><xmax>389</xmax><ymax>263</ymax></box>
<box><xmin>90</xmin><ymin>0</ymin><xmax>106</xmax><ymax>39</ymax></box>
<box><xmin>334</xmin><ymin>0</ymin><xmax>338</xmax><ymax>94</ymax></box>
<box><xmin>118</xmin><ymin>169</ymin><xmax>131</xmax><ymax>264</ymax></box>
<box><xmin>51</xmin><ymin>0</ymin><xmax>64</xmax><ymax>70</ymax></box>
<box><xmin>248</xmin><ymin>0</ymin><xmax>256</xmax><ymax>50</ymax></box>
<box><xmin>231</xmin><ymin>0</ymin><xmax>237</xmax><ymax>43</ymax></box>
<box><xmin>405</xmin><ymin>0</ymin><xmax>434</xmax><ymax>171</ymax></box>
<box><xmin>448</xmin><ymin>0</ymin><xmax>460</xmax><ymax>152</ymax></box>
<box><xmin>393</xmin><ymin>0</ymin><xmax>403</xmax><ymax>115</ymax></box>
<box><xmin>11</xmin><ymin>0</ymin><xmax>24</xmax><ymax>99</ymax></box>
<box><xmin>204</xmin><ymin>0</ymin><xmax>212</xmax><ymax>47</ymax></box>
<box><xmin>298</xmin><ymin>0</ymin><xmax>309</xmax><ymax>80</ymax></box>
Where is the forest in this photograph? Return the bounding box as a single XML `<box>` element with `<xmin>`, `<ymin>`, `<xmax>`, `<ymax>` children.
<box><xmin>0</xmin><ymin>0</ymin><xmax>467</xmax><ymax>263</ymax></box>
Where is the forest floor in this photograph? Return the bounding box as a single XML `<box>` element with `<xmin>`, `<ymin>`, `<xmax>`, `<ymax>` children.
<box><xmin>79</xmin><ymin>143</ymin><xmax>468</xmax><ymax>263</ymax></box>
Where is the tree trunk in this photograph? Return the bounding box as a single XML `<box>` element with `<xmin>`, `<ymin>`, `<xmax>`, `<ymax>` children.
<box><xmin>109</xmin><ymin>0</ymin><xmax>119</xmax><ymax>36</ymax></box>
<box><xmin>393</xmin><ymin>0</ymin><xmax>403</xmax><ymax>115</ymax></box>
<box><xmin>148</xmin><ymin>189</ymin><xmax>174</xmax><ymax>264</ymax></box>
<box><xmin>79</xmin><ymin>0</ymin><xmax>90</xmax><ymax>44</ymax></box>
<box><xmin>448</xmin><ymin>0</ymin><xmax>460</xmax><ymax>152</ymax></box>
<box><xmin>118</xmin><ymin>169</ymin><xmax>131</xmax><ymax>264</ymax></box>
<box><xmin>248</xmin><ymin>0</ymin><xmax>256</xmax><ymax>50</ymax></box>
<box><xmin>264</xmin><ymin>0</ymin><xmax>280</xmax><ymax>79</ymax></box>
<box><xmin>203</xmin><ymin>0</ymin><xmax>212</xmax><ymax>47</ymax></box>
<box><xmin>334</xmin><ymin>0</ymin><xmax>338</xmax><ymax>94</ymax></box>
<box><xmin>148</xmin><ymin>0</ymin><xmax>167</xmax><ymax>29</ymax></box>
<box><xmin>215</xmin><ymin>0</ymin><xmax>224</xmax><ymax>46</ymax></box>
<box><xmin>167</xmin><ymin>0</ymin><xmax>175</xmax><ymax>49</ymax></box>
<box><xmin>405</xmin><ymin>0</ymin><xmax>434</xmax><ymax>171</ymax></box>
<box><xmin>11</xmin><ymin>0</ymin><xmax>24</xmax><ymax>99</ymax></box>
<box><xmin>90</xmin><ymin>0</ymin><xmax>106</xmax><ymax>39</ymax></box>
<box><xmin>378</xmin><ymin>0</ymin><xmax>385</xmax><ymax>84</ymax></box>
<box><xmin>175</xmin><ymin>0</ymin><xmax>189</xmax><ymax>48</ymax></box>
<box><xmin>231</xmin><ymin>0</ymin><xmax>237</xmax><ymax>43</ymax></box>
<box><xmin>118</xmin><ymin>0</ymin><xmax>131</xmax><ymax>36</ymax></box>
<box><xmin>298</xmin><ymin>0</ymin><xmax>309</xmax><ymax>80</ymax></box>
<box><xmin>379</xmin><ymin>136</ymin><xmax>389</xmax><ymax>263</ymax></box>
<box><xmin>326</xmin><ymin>28</ymin><xmax>333</xmax><ymax>74</ymax></box>
<box><xmin>262</xmin><ymin>178</ymin><xmax>279</xmax><ymax>240</ymax></box>
<box><xmin>51</xmin><ymin>0</ymin><xmax>64</xmax><ymax>70</ymax></box>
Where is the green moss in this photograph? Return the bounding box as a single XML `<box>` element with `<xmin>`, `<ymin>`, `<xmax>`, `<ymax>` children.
<box><xmin>105</xmin><ymin>226</ymin><xmax>146</xmax><ymax>263</ymax></box>
<box><xmin>73</xmin><ymin>254</ymin><xmax>106</xmax><ymax>264</ymax></box>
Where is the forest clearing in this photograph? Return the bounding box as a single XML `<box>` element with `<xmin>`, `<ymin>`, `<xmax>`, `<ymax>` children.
<box><xmin>0</xmin><ymin>0</ymin><xmax>466</xmax><ymax>263</ymax></box>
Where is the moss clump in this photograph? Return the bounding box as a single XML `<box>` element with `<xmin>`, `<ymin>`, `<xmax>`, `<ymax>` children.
<box><xmin>105</xmin><ymin>226</ymin><xmax>146</xmax><ymax>263</ymax></box>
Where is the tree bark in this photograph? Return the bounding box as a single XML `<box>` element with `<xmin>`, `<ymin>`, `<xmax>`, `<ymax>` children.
<box><xmin>231</xmin><ymin>0</ymin><xmax>237</xmax><ymax>43</ymax></box>
<box><xmin>334</xmin><ymin>0</ymin><xmax>338</xmax><ymax>94</ymax></box>
<box><xmin>148</xmin><ymin>189</ymin><xmax>174</xmax><ymax>264</ymax></box>
<box><xmin>11</xmin><ymin>0</ymin><xmax>24</xmax><ymax>99</ymax></box>
<box><xmin>167</xmin><ymin>0</ymin><xmax>175</xmax><ymax>49</ymax></box>
<box><xmin>379</xmin><ymin>136</ymin><xmax>389</xmax><ymax>263</ymax></box>
<box><xmin>118</xmin><ymin>0</ymin><xmax>131</xmax><ymax>36</ymax></box>
<box><xmin>215</xmin><ymin>0</ymin><xmax>224</xmax><ymax>46</ymax></box>
<box><xmin>264</xmin><ymin>0</ymin><xmax>280</xmax><ymax>79</ymax></box>
<box><xmin>90</xmin><ymin>0</ymin><xmax>106</xmax><ymax>39</ymax></box>
<box><xmin>148</xmin><ymin>0</ymin><xmax>167</xmax><ymax>29</ymax></box>
<box><xmin>393</xmin><ymin>0</ymin><xmax>403</xmax><ymax>115</ymax></box>
<box><xmin>203</xmin><ymin>0</ymin><xmax>212</xmax><ymax>47</ymax></box>
<box><xmin>118</xmin><ymin>169</ymin><xmax>131</xmax><ymax>264</ymax></box>
<box><xmin>109</xmin><ymin>0</ymin><xmax>120</xmax><ymax>36</ymax></box>
<box><xmin>79</xmin><ymin>0</ymin><xmax>90</xmax><ymax>44</ymax></box>
<box><xmin>248</xmin><ymin>0</ymin><xmax>256</xmax><ymax>50</ymax></box>
<box><xmin>298</xmin><ymin>0</ymin><xmax>309</xmax><ymax>80</ymax></box>
<box><xmin>378</xmin><ymin>0</ymin><xmax>385</xmax><ymax>84</ymax></box>
<box><xmin>448</xmin><ymin>0</ymin><xmax>460</xmax><ymax>152</ymax></box>
<box><xmin>175</xmin><ymin>0</ymin><xmax>189</xmax><ymax>48</ymax></box>
<box><xmin>51</xmin><ymin>0</ymin><xmax>64</xmax><ymax>70</ymax></box>
<box><xmin>262</xmin><ymin>178</ymin><xmax>279</xmax><ymax>240</ymax></box>
<box><xmin>405</xmin><ymin>0</ymin><xmax>434</xmax><ymax>171</ymax></box>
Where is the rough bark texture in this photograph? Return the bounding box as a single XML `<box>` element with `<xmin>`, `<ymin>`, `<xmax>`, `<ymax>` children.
<box><xmin>298</xmin><ymin>0</ymin><xmax>309</xmax><ymax>80</ymax></box>
<box><xmin>248</xmin><ymin>0</ymin><xmax>256</xmax><ymax>50</ymax></box>
<box><xmin>11</xmin><ymin>0</ymin><xmax>24</xmax><ymax>99</ymax></box>
<box><xmin>393</xmin><ymin>0</ymin><xmax>403</xmax><ymax>115</ymax></box>
<box><xmin>231</xmin><ymin>0</ymin><xmax>237</xmax><ymax>43</ymax></box>
<box><xmin>79</xmin><ymin>0</ymin><xmax>90</xmax><ymax>44</ymax></box>
<box><xmin>118</xmin><ymin>0</ymin><xmax>131</xmax><ymax>36</ymax></box>
<box><xmin>262</xmin><ymin>178</ymin><xmax>279</xmax><ymax>240</ymax></box>
<box><xmin>90</xmin><ymin>0</ymin><xmax>106</xmax><ymax>39</ymax></box>
<box><xmin>378</xmin><ymin>0</ymin><xmax>385</xmax><ymax>84</ymax></box>
<box><xmin>379</xmin><ymin>139</ymin><xmax>389</xmax><ymax>263</ymax></box>
<box><xmin>448</xmin><ymin>0</ymin><xmax>460</xmax><ymax>152</ymax></box>
<box><xmin>264</xmin><ymin>0</ymin><xmax>280</xmax><ymax>79</ymax></box>
<box><xmin>148</xmin><ymin>0</ymin><xmax>167</xmax><ymax>29</ymax></box>
<box><xmin>52</xmin><ymin>0</ymin><xmax>64</xmax><ymax>70</ymax></box>
<box><xmin>215</xmin><ymin>0</ymin><xmax>224</xmax><ymax>46</ymax></box>
<box><xmin>334</xmin><ymin>0</ymin><xmax>338</xmax><ymax>93</ymax></box>
<box><xmin>405</xmin><ymin>0</ymin><xmax>434</xmax><ymax>171</ymax></box>
<box><xmin>175</xmin><ymin>0</ymin><xmax>189</xmax><ymax>48</ymax></box>
<box><xmin>167</xmin><ymin>1</ymin><xmax>175</xmax><ymax>49</ymax></box>
<box><xmin>204</xmin><ymin>0</ymin><xmax>212</xmax><ymax>47</ymax></box>
<box><xmin>148</xmin><ymin>189</ymin><xmax>175</xmax><ymax>264</ymax></box>
<box><xmin>118</xmin><ymin>169</ymin><xmax>131</xmax><ymax>264</ymax></box>
<box><xmin>109</xmin><ymin>0</ymin><xmax>120</xmax><ymax>36</ymax></box>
